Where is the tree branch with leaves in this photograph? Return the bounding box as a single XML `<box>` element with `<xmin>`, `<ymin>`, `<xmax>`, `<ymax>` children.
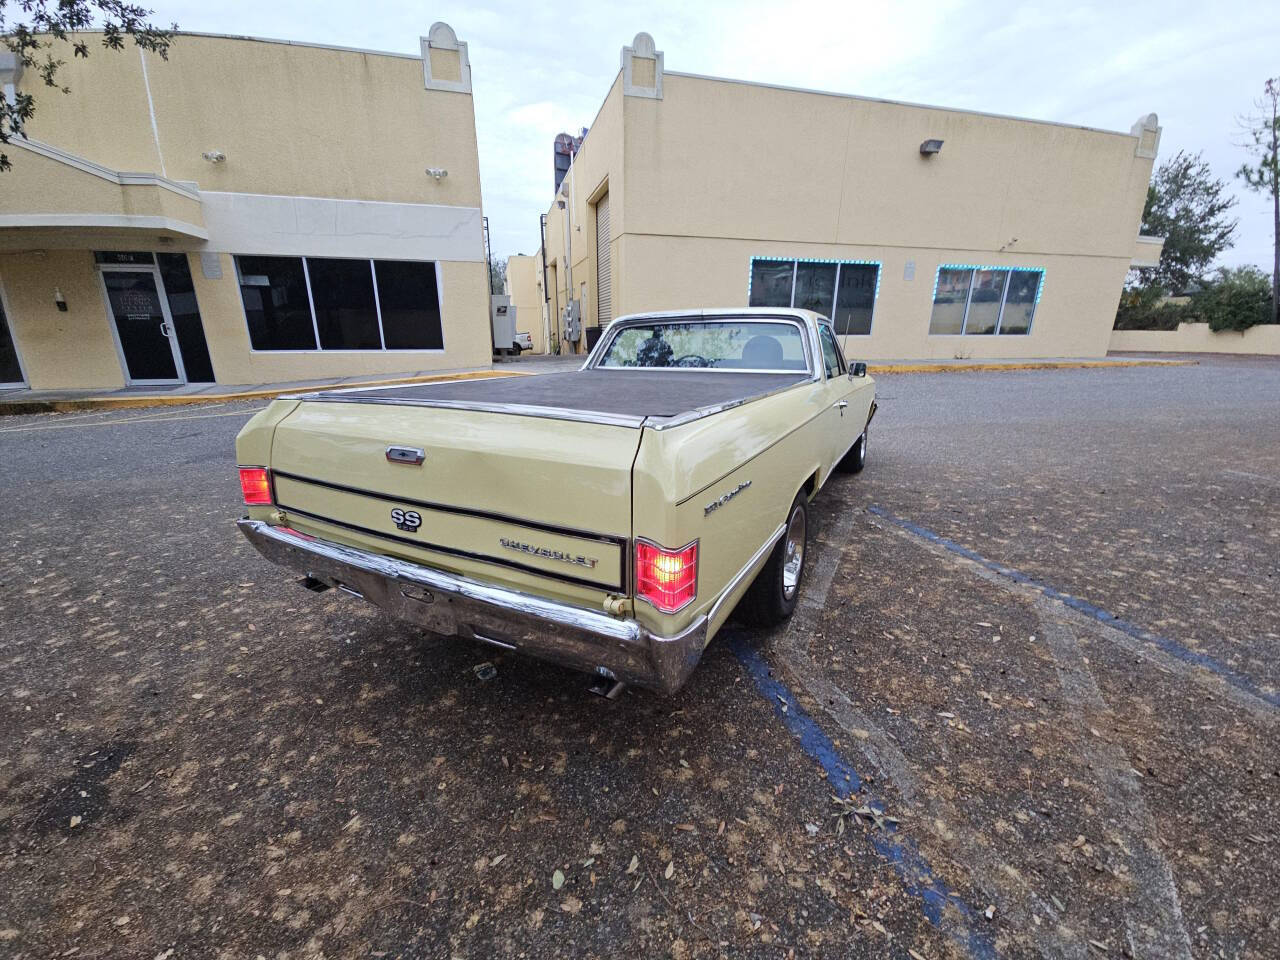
<box><xmin>1236</xmin><ymin>77</ymin><xmax>1280</xmax><ymax>325</ymax></box>
<box><xmin>1135</xmin><ymin>150</ymin><xmax>1238</xmax><ymax>293</ymax></box>
<box><xmin>0</xmin><ymin>1</ymin><xmax>176</xmax><ymax>171</ymax></box>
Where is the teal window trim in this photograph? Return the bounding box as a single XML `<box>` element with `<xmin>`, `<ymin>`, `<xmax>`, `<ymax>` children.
<box><xmin>929</xmin><ymin>264</ymin><xmax>1044</xmax><ymax>336</ymax></box>
<box><xmin>746</xmin><ymin>256</ymin><xmax>882</xmax><ymax>335</ymax></box>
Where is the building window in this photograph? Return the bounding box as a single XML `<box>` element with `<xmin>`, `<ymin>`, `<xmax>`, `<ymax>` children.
<box><xmin>747</xmin><ymin>257</ymin><xmax>880</xmax><ymax>335</ymax></box>
<box><xmin>376</xmin><ymin>260</ymin><xmax>445</xmax><ymax>349</ymax></box>
<box><xmin>238</xmin><ymin>256</ymin><xmax>316</xmax><ymax>351</ymax></box>
<box><xmin>308</xmin><ymin>258</ymin><xmax>382</xmax><ymax>350</ymax></box>
<box><xmin>234</xmin><ymin>255</ymin><xmax>445</xmax><ymax>352</ymax></box>
<box><xmin>928</xmin><ymin>265</ymin><xmax>1042</xmax><ymax>336</ymax></box>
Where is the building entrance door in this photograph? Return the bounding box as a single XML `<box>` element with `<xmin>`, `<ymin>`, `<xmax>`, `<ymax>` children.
<box><xmin>101</xmin><ymin>269</ymin><xmax>186</xmax><ymax>385</ymax></box>
<box><xmin>0</xmin><ymin>289</ymin><xmax>24</xmax><ymax>386</ymax></box>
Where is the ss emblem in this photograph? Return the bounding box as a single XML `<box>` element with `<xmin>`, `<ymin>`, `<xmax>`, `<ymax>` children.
<box><xmin>391</xmin><ymin>508</ymin><xmax>422</xmax><ymax>532</ymax></box>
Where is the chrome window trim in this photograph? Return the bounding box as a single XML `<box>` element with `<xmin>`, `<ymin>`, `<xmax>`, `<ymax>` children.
<box><xmin>585</xmin><ymin>313</ymin><xmax>818</xmax><ymax>378</ymax></box>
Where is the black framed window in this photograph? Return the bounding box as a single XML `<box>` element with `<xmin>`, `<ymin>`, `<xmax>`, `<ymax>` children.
<box><xmin>793</xmin><ymin>262</ymin><xmax>837</xmax><ymax>317</ymax></box>
<box><xmin>748</xmin><ymin>257</ymin><xmax>880</xmax><ymax>334</ymax></box>
<box><xmin>308</xmin><ymin>258</ymin><xmax>381</xmax><ymax>350</ymax></box>
<box><xmin>748</xmin><ymin>260</ymin><xmax>794</xmax><ymax>308</ymax></box>
<box><xmin>234</xmin><ymin>255</ymin><xmax>445</xmax><ymax>352</ymax></box>
<box><xmin>237</xmin><ymin>256</ymin><xmax>316</xmax><ymax>351</ymax></box>
<box><xmin>375</xmin><ymin>260</ymin><xmax>444</xmax><ymax>349</ymax></box>
<box><xmin>834</xmin><ymin>263</ymin><xmax>877</xmax><ymax>336</ymax></box>
<box><xmin>928</xmin><ymin>266</ymin><xmax>1042</xmax><ymax>336</ymax></box>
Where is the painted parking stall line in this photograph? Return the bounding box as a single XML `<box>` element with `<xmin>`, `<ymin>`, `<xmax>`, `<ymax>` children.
<box><xmin>867</xmin><ymin>505</ymin><xmax>1280</xmax><ymax>710</ymax></box>
<box><xmin>731</xmin><ymin>636</ymin><xmax>998</xmax><ymax>959</ymax></box>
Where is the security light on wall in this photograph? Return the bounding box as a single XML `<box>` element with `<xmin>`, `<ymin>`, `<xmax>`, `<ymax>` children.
<box><xmin>919</xmin><ymin>139</ymin><xmax>944</xmax><ymax>156</ymax></box>
<box><xmin>202</xmin><ymin>149</ymin><xmax>226</xmax><ymax>164</ymax></box>
<box><xmin>426</xmin><ymin>167</ymin><xmax>448</xmax><ymax>181</ymax></box>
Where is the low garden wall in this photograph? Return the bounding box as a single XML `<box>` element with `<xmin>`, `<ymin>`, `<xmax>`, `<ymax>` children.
<box><xmin>1109</xmin><ymin>322</ymin><xmax>1280</xmax><ymax>355</ymax></box>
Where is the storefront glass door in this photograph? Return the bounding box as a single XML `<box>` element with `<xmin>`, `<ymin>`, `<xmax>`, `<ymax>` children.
<box><xmin>101</xmin><ymin>269</ymin><xmax>185</xmax><ymax>384</ymax></box>
<box><xmin>0</xmin><ymin>291</ymin><xmax>23</xmax><ymax>386</ymax></box>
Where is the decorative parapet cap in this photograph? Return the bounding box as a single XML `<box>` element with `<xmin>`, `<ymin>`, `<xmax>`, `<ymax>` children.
<box><xmin>421</xmin><ymin>22</ymin><xmax>471</xmax><ymax>94</ymax></box>
<box><xmin>1130</xmin><ymin>113</ymin><xmax>1161</xmax><ymax>159</ymax></box>
<box><xmin>621</xmin><ymin>32</ymin><xmax>663</xmax><ymax>99</ymax></box>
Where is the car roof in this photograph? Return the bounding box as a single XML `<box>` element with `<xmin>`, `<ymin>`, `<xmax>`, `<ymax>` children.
<box><xmin>611</xmin><ymin>307</ymin><xmax>825</xmax><ymax>324</ymax></box>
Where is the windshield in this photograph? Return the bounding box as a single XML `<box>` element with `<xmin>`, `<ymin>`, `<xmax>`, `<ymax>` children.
<box><xmin>596</xmin><ymin>321</ymin><xmax>808</xmax><ymax>371</ymax></box>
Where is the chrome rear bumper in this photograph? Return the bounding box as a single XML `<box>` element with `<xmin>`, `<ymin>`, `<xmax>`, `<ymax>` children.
<box><xmin>236</xmin><ymin>519</ymin><xmax>707</xmax><ymax>694</ymax></box>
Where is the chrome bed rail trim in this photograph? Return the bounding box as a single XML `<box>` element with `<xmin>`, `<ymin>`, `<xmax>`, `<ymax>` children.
<box><xmin>646</xmin><ymin>379</ymin><xmax>815</xmax><ymax>432</ymax></box>
<box><xmin>277</xmin><ymin>395</ymin><xmax>648</xmax><ymax>429</ymax></box>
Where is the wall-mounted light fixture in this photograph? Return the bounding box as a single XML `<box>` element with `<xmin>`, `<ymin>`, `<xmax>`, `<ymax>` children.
<box><xmin>202</xmin><ymin>150</ymin><xmax>226</xmax><ymax>164</ymax></box>
<box><xmin>426</xmin><ymin>167</ymin><xmax>448</xmax><ymax>181</ymax></box>
<box><xmin>556</xmin><ymin>199</ymin><xmax>566</xmax><ymax>209</ymax></box>
<box><xmin>919</xmin><ymin>139</ymin><xmax>944</xmax><ymax>156</ymax></box>
<box><xmin>54</xmin><ymin>287</ymin><xmax>67</xmax><ymax>312</ymax></box>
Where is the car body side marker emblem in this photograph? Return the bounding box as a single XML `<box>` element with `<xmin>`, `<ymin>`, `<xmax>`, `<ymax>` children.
<box><xmin>386</xmin><ymin>446</ymin><xmax>425</xmax><ymax>465</ymax></box>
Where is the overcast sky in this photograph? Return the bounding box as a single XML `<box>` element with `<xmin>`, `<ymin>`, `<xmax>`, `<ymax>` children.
<box><xmin>152</xmin><ymin>0</ymin><xmax>1277</xmax><ymax>268</ymax></box>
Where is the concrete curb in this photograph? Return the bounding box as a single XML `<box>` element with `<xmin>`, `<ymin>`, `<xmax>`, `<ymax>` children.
<box><xmin>0</xmin><ymin>369</ymin><xmax>526</xmax><ymax>416</ymax></box>
<box><xmin>869</xmin><ymin>358</ymin><xmax>1197</xmax><ymax>374</ymax></box>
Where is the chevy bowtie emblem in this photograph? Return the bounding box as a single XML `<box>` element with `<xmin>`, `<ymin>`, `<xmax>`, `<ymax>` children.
<box><xmin>386</xmin><ymin>445</ymin><xmax>425</xmax><ymax>465</ymax></box>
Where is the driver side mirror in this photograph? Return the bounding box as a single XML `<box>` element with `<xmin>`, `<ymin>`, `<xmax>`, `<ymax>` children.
<box><xmin>851</xmin><ymin>361</ymin><xmax>867</xmax><ymax>378</ymax></box>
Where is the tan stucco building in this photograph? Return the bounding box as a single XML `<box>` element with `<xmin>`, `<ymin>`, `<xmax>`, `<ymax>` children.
<box><xmin>526</xmin><ymin>33</ymin><xmax>1164</xmax><ymax>360</ymax></box>
<box><xmin>504</xmin><ymin>253</ymin><xmax>545</xmax><ymax>353</ymax></box>
<box><xmin>0</xmin><ymin>24</ymin><xmax>490</xmax><ymax>391</ymax></box>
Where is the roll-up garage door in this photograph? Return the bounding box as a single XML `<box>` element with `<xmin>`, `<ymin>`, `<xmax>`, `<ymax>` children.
<box><xmin>595</xmin><ymin>192</ymin><xmax>612</xmax><ymax>327</ymax></box>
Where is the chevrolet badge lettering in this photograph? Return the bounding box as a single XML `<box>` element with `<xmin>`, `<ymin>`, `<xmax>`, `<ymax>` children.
<box><xmin>705</xmin><ymin>480</ymin><xmax>752</xmax><ymax>517</ymax></box>
<box><xmin>500</xmin><ymin>537</ymin><xmax>598</xmax><ymax>569</ymax></box>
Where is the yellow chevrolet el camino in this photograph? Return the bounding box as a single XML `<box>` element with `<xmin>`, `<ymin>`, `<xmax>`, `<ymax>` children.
<box><xmin>235</xmin><ymin>309</ymin><xmax>876</xmax><ymax>695</ymax></box>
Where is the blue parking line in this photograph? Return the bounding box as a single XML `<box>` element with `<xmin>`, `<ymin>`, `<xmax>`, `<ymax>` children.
<box><xmin>731</xmin><ymin>636</ymin><xmax>998</xmax><ymax>959</ymax></box>
<box><xmin>868</xmin><ymin>504</ymin><xmax>1279</xmax><ymax>709</ymax></box>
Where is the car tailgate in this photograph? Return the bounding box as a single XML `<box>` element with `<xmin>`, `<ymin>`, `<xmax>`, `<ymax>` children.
<box><xmin>268</xmin><ymin>399</ymin><xmax>640</xmax><ymax>605</ymax></box>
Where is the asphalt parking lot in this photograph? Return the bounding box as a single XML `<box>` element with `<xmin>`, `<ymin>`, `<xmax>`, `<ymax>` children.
<box><xmin>1</xmin><ymin>356</ymin><xmax>1277</xmax><ymax>960</ymax></box>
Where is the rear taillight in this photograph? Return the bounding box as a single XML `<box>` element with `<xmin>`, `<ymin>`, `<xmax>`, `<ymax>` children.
<box><xmin>239</xmin><ymin>466</ymin><xmax>272</xmax><ymax>506</ymax></box>
<box><xmin>635</xmin><ymin>539</ymin><xmax>698</xmax><ymax>613</ymax></box>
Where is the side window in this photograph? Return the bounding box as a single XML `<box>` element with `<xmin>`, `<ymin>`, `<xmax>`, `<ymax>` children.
<box><xmin>818</xmin><ymin>325</ymin><xmax>845</xmax><ymax>379</ymax></box>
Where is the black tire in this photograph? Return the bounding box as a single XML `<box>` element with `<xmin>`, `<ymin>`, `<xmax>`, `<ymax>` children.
<box><xmin>837</xmin><ymin>428</ymin><xmax>868</xmax><ymax>474</ymax></box>
<box><xmin>739</xmin><ymin>491</ymin><xmax>809</xmax><ymax>627</ymax></box>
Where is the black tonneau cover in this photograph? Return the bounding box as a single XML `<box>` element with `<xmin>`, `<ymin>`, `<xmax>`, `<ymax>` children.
<box><xmin>325</xmin><ymin>370</ymin><xmax>809</xmax><ymax>419</ymax></box>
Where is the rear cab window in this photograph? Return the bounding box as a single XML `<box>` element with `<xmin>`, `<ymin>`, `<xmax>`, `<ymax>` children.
<box><xmin>596</xmin><ymin>320</ymin><xmax>808</xmax><ymax>371</ymax></box>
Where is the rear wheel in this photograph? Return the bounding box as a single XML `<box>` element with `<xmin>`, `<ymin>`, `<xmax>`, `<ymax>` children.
<box><xmin>739</xmin><ymin>491</ymin><xmax>809</xmax><ymax>626</ymax></box>
<box><xmin>837</xmin><ymin>428</ymin><xmax>867</xmax><ymax>474</ymax></box>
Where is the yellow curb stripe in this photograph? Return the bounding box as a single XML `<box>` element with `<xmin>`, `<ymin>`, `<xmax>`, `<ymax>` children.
<box><xmin>3</xmin><ymin>369</ymin><xmax>525</xmax><ymax>414</ymax></box>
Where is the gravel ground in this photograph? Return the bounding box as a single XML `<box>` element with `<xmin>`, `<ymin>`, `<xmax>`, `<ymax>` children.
<box><xmin>0</xmin><ymin>357</ymin><xmax>1277</xmax><ymax>959</ymax></box>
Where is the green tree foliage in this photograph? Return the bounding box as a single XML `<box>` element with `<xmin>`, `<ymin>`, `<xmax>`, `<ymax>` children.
<box><xmin>1113</xmin><ymin>285</ymin><xmax>1186</xmax><ymax>331</ymax></box>
<box><xmin>1136</xmin><ymin>150</ymin><xmax>1237</xmax><ymax>293</ymax></box>
<box><xmin>1198</xmin><ymin>266</ymin><xmax>1273</xmax><ymax>332</ymax></box>
<box><xmin>1</xmin><ymin>1</ymin><xmax>176</xmax><ymax>171</ymax></box>
<box><xmin>489</xmin><ymin>260</ymin><xmax>507</xmax><ymax>296</ymax></box>
<box><xmin>1236</xmin><ymin>77</ymin><xmax>1280</xmax><ymax>325</ymax></box>
<box><xmin>1114</xmin><ymin>266</ymin><xmax>1274</xmax><ymax>332</ymax></box>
